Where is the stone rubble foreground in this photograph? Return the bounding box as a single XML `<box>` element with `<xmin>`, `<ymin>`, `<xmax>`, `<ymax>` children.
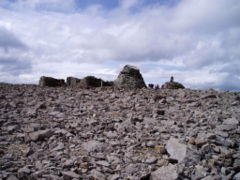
<box><xmin>0</xmin><ymin>83</ymin><xmax>240</xmax><ymax>180</ymax></box>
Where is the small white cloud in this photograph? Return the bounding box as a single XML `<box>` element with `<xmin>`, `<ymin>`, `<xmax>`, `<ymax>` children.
<box><xmin>119</xmin><ymin>0</ymin><xmax>140</xmax><ymax>9</ymax></box>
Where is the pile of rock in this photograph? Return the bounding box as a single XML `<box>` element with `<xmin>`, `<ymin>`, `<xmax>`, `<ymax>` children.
<box><xmin>161</xmin><ymin>76</ymin><xmax>185</xmax><ymax>89</ymax></box>
<box><xmin>0</xmin><ymin>83</ymin><xmax>240</xmax><ymax>179</ymax></box>
<box><xmin>38</xmin><ymin>65</ymin><xmax>147</xmax><ymax>89</ymax></box>
<box><xmin>114</xmin><ymin>65</ymin><xmax>146</xmax><ymax>89</ymax></box>
<box><xmin>39</xmin><ymin>65</ymin><xmax>187</xmax><ymax>90</ymax></box>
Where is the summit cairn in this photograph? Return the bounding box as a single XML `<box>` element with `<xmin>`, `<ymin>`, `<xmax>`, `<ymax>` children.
<box><xmin>161</xmin><ymin>76</ymin><xmax>185</xmax><ymax>89</ymax></box>
<box><xmin>114</xmin><ymin>65</ymin><xmax>146</xmax><ymax>89</ymax></box>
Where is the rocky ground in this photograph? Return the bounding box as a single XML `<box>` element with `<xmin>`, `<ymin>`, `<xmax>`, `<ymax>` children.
<box><xmin>0</xmin><ymin>83</ymin><xmax>240</xmax><ymax>180</ymax></box>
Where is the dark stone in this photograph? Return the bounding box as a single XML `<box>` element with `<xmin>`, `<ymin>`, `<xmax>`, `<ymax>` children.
<box><xmin>140</xmin><ymin>174</ymin><xmax>151</xmax><ymax>180</ymax></box>
<box><xmin>66</xmin><ymin>77</ymin><xmax>81</xmax><ymax>87</ymax></box>
<box><xmin>39</xmin><ymin>76</ymin><xmax>65</xmax><ymax>87</ymax></box>
<box><xmin>78</xmin><ymin>76</ymin><xmax>113</xmax><ymax>88</ymax></box>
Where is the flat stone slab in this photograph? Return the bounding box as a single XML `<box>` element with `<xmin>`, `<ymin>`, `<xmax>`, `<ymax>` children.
<box><xmin>166</xmin><ymin>137</ymin><xmax>187</xmax><ymax>162</ymax></box>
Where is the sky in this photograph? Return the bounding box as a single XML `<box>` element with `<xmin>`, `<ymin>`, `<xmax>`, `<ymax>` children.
<box><xmin>0</xmin><ymin>0</ymin><xmax>240</xmax><ymax>90</ymax></box>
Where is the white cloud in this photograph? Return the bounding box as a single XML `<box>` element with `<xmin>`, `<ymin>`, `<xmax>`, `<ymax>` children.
<box><xmin>5</xmin><ymin>0</ymin><xmax>76</xmax><ymax>12</ymax></box>
<box><xmin>119</xmin><ymin>0</ymin><xmax>140</xmax><ymax>9</ymax></box>
<box><xmin>0</xmin><ymin>0</ymin><xmax>240</xmax><ymax>90</ymax></box>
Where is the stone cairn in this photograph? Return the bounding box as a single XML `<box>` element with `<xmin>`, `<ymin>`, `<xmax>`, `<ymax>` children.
<box><xmin>39</xmin><ymin>66</ymin><xmax>185</xmax><ymax>90</ymax></box>
<box><xmin>114</xmin><ymin>65</ymin><xmax>146</xmax><ymax>89</ymax></box>
<box><xmin>161</xmin><ymin>76</ymin><xmax>185</xmax><ymax>89</ymax></box>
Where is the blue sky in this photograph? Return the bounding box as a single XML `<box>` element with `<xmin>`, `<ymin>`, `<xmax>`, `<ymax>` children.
<box><xmin>75</xmin><ymin>0</ymin><xmax>119</xmax><ymax>9</ymax></box>
<box><xmin>74</xmin><ymin>0</ymin><xmax>178</xmax><ymax>10</ymax></box>
<box><xmin>0</xmin><ymin>0</ymin><xmax>240</xmax><ymax>90</ymax></box>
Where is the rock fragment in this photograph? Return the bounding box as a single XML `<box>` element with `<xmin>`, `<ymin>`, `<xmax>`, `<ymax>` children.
<box><xmin>151</xmin><ymin>164</ymin><xmax>178</xmax><ymax>180</ymax></box>
<box><xmin>90</xmin><ymin>169</ymin><xmax>106</xmax><ymax>180</ymax></box>
<box><xmin>166</xmin><ymin>137</ymin><xmax>187</xmax><ymax>162</ymax></box>
<box><xmin>25</xmin><ymin>129</ymin><xmax>53</xmax><ymax>142</ymax></box>
<box><xmin>82</xmin><ymin>140</ymin><xmax>105</xmax><ymax>152</ymax></box>
<box><xmin>62</xmin><ymin>171</ymin><xmax>80</xmax><ymax>180</ymax></box>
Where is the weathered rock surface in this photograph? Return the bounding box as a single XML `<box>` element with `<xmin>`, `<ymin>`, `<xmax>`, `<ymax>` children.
<box><xmin>0</xmin><ymin>83</ymin><xmax>240</xmax><ymax>179</ymax></box>
<box><xmin>114</xmin><ymin>65</ymin><xmax>146</xmax><ymax>89</ymax></box>
<box><xmin>39</xmin><ymin>76</ymin><xmax>65</xmax><ymax>87</ymax></box>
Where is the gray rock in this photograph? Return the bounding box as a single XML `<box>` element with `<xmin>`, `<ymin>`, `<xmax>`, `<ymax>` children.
<box><xmin>104</xmin><ymin>131</ymin><xmax>117</xmax><ymax>139</ymax></box>
<box><xmin>146</xmin><ymin>141</ymin><xmax>156</xmax><ymax>147</ymax></box>
<box><xmin>151</xmin><ymin>164</ymin><xmax>178</xmax><ymax>180</ymax></box>
<box><xmin>52</xmin><ymin>142</ymin><xmax>64</xmax><ymax>151</ymax></box>
<box><xmin>218</xmin><ymin>124</ymin><xmax>236</xmax><ymax>131</ymax></box>
<box><xmin>114</xmin><ymin>65</ymin><xmax>146</xmax><ymax>89</ymax></box>
<box><xmin>62</xmin><ymin>171</ymin><xmax>80</xmax><ymax>180</ymax></box>
<box><xmin>145</xmin><ymin>156</ymin><xmax>157</xmax><ymax>164</ymax></box>
<box><xmin>223</xmin><ymin>117</ymin><xmax>239</xmax><ymax>125</ymax></box>
<box><xmin>233</xmin><ymin>172</ymin><xmax>240</xmax><ymax>180</ymax></box>
<box><xmin>25</xmin><ymin>129</ymin><xmax>53</xmax><ymax>142</ymax></box>
<box><xmin>96</xmin><ymin>160</ymin><xmax>110</xmax><ymax>167</ymax></box>
<box><xmin>90</xmin><ymin>169</ymin><xmax>106</xmax><ymax>180</ymax></box>
<box><xmin>166</xmin><ymin>137</ymin><xmax>187</xmax><ymax>162</ymax></box>
<box><xmin>109</xmin><ymin>174</ymin><xmax>120</xmax><ymax>180</ymax></box>
<box><xmin>6</xmin><ymin>125</ymin><xmax>18</xmax><ymax>132</ymax></box>
<box><xmin>125</xmin><ymin>164</ymin><xmax>138</xmax><ymax>175</ymax></box>
<box><xmin>193</xmin><ymin>165</ymin><xmax>208</xmax><ymax>179</ymax></box>
<box><xmin>18</xmin><ymin>167</ymin><xmax>31</xmax><ymax>179</ymax></box>
<box><xmin>82</xmin><ymin>140</ymin><xmax>105</xmax><ymax>152</ymax></box>
<box><xmin>7</xmin><ymin>175</ymin><xmax>18</xmax><ymax>180</ymax></box>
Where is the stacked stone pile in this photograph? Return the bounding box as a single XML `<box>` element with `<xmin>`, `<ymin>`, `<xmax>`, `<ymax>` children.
<box><xmin>0</xmin><ymin>83</ymin><xmax>240</xmax><ymax>179</ymax></box>
<box><xmin>161</xmin><ymin>76</ymin><xmax>185</xmax><ymax>89</ymax></box>
<box><xmin>114</xmin><ymin>65</ymin><xmax>146</xmax><ymax>89</ymax></box>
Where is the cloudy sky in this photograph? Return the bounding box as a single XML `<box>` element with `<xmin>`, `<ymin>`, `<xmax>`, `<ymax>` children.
<box><xmin>0</xmin><ymin>0</ymin><xmax>240</xmax><ymax>90</ymax></box>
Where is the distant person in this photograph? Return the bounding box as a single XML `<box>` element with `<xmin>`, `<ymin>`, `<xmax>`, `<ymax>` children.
<box><xmin>170</xmin><ymin>76</ymin><xmax>174</xmax><ymax>82</ymax></box>
<box><xmin>148</xmin><ymin>84</ymin><xmax>154</xmax><ymax>88</ymax></box>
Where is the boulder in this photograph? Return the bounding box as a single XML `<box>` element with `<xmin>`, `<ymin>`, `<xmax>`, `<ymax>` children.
<box><xmin>66</xmin><ymin>77</ymin><xmax>81</xmax><ymax>87</ymax></box>
<box><xmin>114</xmin><ymin>65</ymin><xmax>146</xmax><ymax>89</ymax></box>
<box><xmin>39</xmin><ymin>76</ymin><xmax>65</xmax><ymax>87</ymax></box>
<box><xmin>161</xmin><ymin>77</ymin><xmax>184</xmax><ymax>89</ymax></box>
